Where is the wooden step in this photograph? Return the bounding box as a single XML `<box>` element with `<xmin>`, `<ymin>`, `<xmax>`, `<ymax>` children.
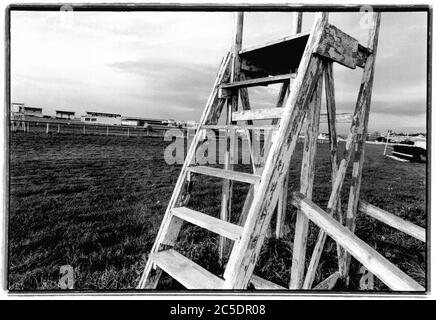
<box><xmin>220</xmin><ymin>73</ymin><xmax>295</xmax><ymax>90</ymax></box>
<box><xmin>172</xmin><ymin>207</ymin><xmax>243</xmax><ymax>241</ymax></box>
<box><xmin>187</xmin><ymin>166</ymin><xmax>261</xmax><ymax>184</ymax></box>
<box><xmin>201</xmin><ymin>124</ymin><xmax>279</xmax><ymax>131</ymax></box>
<box><xmin>232</xmin><ymin>108</ymin><xmax>282</xmax><ymax>121</ymax></box>
<box><xmin>233</xmin><ymin>108</ymin><xmax>353</xmax><ymax>123</ymax></box>
<box><xmin>150</xmin><ymin>249</ymin><xmax>224</xmax><ymax>289</ymax></box>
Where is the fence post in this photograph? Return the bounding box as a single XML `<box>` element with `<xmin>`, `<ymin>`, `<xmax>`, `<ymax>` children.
<box><xmin>46</xmin><ymin>123</ymin><xmax>49</xmax><ymax>134</ymax></box>
<box><xmin>58</xmin><ymin>124</ymin><xmax>60</xmax><ymax>134</ymax></box>
<box><xmin>127</xmin><ymin>127</ymin><xmax>130</xmax><ymax>137</ymax></box>
<box><xmin>106</xmin><ymin>126</ymin><xmax>109</xmax><ymax>136</ymax></box>
<box><xmin>83</xmin><ymin>126</ymin><xmax>86</xmax><ymax>135</ymax></box>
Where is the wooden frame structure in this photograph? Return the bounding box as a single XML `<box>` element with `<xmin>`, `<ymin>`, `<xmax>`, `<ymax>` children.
<box><xmin>138</xmin><ymin>12</ymin><xmax>425</xmax><ymax>291</ymax></box>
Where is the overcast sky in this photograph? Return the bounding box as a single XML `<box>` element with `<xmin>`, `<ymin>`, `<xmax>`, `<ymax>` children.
<box><xmin>10</xmin><ymin>10</ymin><xmax>427</xmax><ymax>133</ymax></box>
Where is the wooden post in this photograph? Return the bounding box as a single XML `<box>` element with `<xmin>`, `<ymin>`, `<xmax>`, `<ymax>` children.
<box><xmin>127</xmin><ymin>127</ymin><xmax>130</xmax><ymax>137</ymax></box>
<box><xmin>83</xmin><ymin>126</ymin><xmax>86</xmax><ymax>135</ymax></box>
<box><xmin>324</xmin><ymin>61</ymin><xmax>347</xmax><ymax>278</ymax></box>
<box><xmin>275</xmin><ymin>11</ymin><xmax>303</xmax><ymax>239</ymax></box>
<box><xmin>345</xmin><ymin>12</ymin><xmax>381</xmax><ymax>280</ymax></box>
<box><xmin>46</xmin><ymin>123</ymin><xmax>49</xmax><ymax>134</ymax></box>
<box><xmin>58</xmin><ymin>124</ymin><xmax>60</xmax><ymax>134</ymax></box>
<box><xmin>301</xmin><ymin>13</ymin><xmax>381</xmax><ymax>289</ymax></box>
<box><xmin>107</xmin><ymin>126</ymin><xmax>109</xmax><ymax>136</ymax></box>
<box><xmin>383</xmin><ymin>130</ymin><xmax>391</xmax><ymax>155</ymax></box>
<box><xmin>219</xmin><ymin>11</ymin><xmax>243</xmax><ymax>264</ymax></box>
<box><xmin>223</xmin><ymin>13</ymin><xmax>328</xmax><ymax>289</ymax></box>
<box><xmin>289</xmin><ymin>67</ymin><xmax>323</xmax><ymax>289</ymax></box>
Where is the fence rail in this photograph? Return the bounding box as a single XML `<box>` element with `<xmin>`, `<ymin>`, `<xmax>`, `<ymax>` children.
<box><xmin>10</xmin><ymin>119</ymin><xmax>175</xmax><ymax>138</ymax></box>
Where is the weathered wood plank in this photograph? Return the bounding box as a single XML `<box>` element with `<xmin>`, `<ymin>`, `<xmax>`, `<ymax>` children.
<box><xmin>301</xmin><ymin>18</ymin><xmax>380</xmax><ymax>286</ymax></box>
<box><xmin>201</xmin><ymin>124</ymin><xmax>278</xmax><ymax>131</ymax></box>
<box><xmin>345</xmin><ymin>12</ymin><xmax>382</xmax><ymax>278</ymax></box>
<box><xmin>220</xmin><ymin>12</ymin><xmax>244</xmax><ymax>263</ymax></box>
<box><xmin>289</xmin><ymin>71</ymin><xmax>323</xmax><ymax>289</ymax></box>
<box><xmin>274</xmin><ymin>12</ymin><xmax>302</xmax><ymax>240</ymax></box>
<box><xmin>359</xmin><ymin>201</ymin><xmax>425</xmax><ymax>242</ymax></box>
<box><xmin>137</xmin><ymin>52</ymin><xmax>232</xmax><ymax>289</ymax></box>
<box><xmin>223</xmin><ymin>13</ymin><xmax>328</xmax><ymax>289</ymax></box>
<box><xmin>188</xmin><ymin>166</ymin><xmax>261</xmax><ymax>184</ymax></box>
<box><xmin>292</xmin><ymin>192</ymin><xmax>425</xmax><ymax>291</ymax></box>
<box><xmin>172</xmin><ymin>207</ymin><xmax>243</xmax><ymax>241</ymax></box>
<box><xmin>220</xmin><ymin>73</ymin><xmax>295</xmax><ymax>90</ymax></box>
<box><xmin>232</xmin><ymin>108</ymin><xmax>283</xmax><ymax>121</ymax></box>
<box><xmin>315</xmin><ymin>23</ymin><xmax>359</xmax><ymax>69</ymax></box>
<box><xmin>150</xmin><ymin>249</ymin><xmax>224</xmax><ymax>289</ymax></box>
<box><xmin>233</xmin><ymin>108</ymin><xmax>351</xmax><ymax>122</ymax></box>
<box><xmin>324</xmin><ymin>61</ymin><xmax>347</xmax><ymax>278</ymax></box>
<box><xmin>291</xmin><ymin>12</ymin><xmax>303</xmax><ymax>35</ymax></box>
<box><xmin>275</xmin><ymin>172</ymin><xmax>289</xmax><ymax>239</ymax></box>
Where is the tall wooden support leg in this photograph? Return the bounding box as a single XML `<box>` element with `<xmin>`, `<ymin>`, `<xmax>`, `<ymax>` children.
<box><xmin>275</xmin><ymin>12</ymin><xmax>303</xmax><ymax>239</ymax></box>
<box><xmin>302</xmin><ymin>13</ymin><xmax>381</xmax><ymax>289</ymax></box>
<box><xmin>324</xmin><ymin>61</ymin><xmax>347</xmax><ymax>278</ymax></box>
<box><xmin>219</xmin><ymin>12</ymin><xmax>243</xmax><ymax>264</ymax></box>
<box><xmin>238</xmin><ymin>81</ymin><xmax>289</xmax><ymax>229</ymax></box>
<box><xmin>223</xmin><ymin>13</ymin><xmax>328</xmax><ymax>289</ymax></box>
<box><xmin>291</xmin><ymin>12</ymin><xmax>303</xmax><ymax>34</ymax></box>
<box><xmin>289</xmin><ymin>69</ymin><xmax>323</xmax><ymax>289</ymax></box>
<box><xmin>344</xmin><ymin>12</ymin><xmax>381</xmax><ymax>279</ymax></box>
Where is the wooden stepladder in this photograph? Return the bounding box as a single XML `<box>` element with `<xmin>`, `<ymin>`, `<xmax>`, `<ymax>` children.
<box><xmin>138</xmin><ymin>11</ymin><xmax>424</xmax><ymax>291</ymax></box>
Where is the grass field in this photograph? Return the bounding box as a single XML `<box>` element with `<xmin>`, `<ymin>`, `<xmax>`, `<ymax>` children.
<box><xmin>8</xmin><ymin>132</ymin><xmax>427</xmax><ymax>291</ymax></box>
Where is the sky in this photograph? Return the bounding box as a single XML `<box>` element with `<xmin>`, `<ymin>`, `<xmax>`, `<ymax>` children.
<box><xmin>10</xmin><ymin>10</ymin><xmax>428</xmax><ymax>134</ymax></box>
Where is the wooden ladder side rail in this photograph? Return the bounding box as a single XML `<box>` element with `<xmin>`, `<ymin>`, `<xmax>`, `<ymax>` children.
<box><xmin>223</xmin><ymin>13</ymin><xmax>329</xmax><ymax>289</ymax></box>
<box><xmin>292</xmin><ymin>192</ymin><xmax>425</xmax><ymax>291</ymax></box>
<box><xmin>219</xmin><ymin>12</ymin><xmax>244</xmax><ymax>263</ymax></box>
<box><xmin>359</xmin><ymin>201</ymin><xmax>426</xmax><ymax>243</ymax></box>
<box><xmin>301</xmin><ymin>14</ymin><xmax>381</xmax><ymax>289</ymax></box>
<box><xmin>324</xmin><ymin>61</ymin><xmax>347</xmax><ymax>279</ymax></box>
<box><xmin>137</xmin><ymin>52</ymin><xmax>232</xmax><ymax>289</ymax></box>
<box><xmin>289</xmin><ymin>68</ymin><xmax>323</xmax><ymax>289</ymax></box>
<box><xmin>344</xmin><ymin>12</ymin><xmax>382</xmax><ymax>279</ymax></box>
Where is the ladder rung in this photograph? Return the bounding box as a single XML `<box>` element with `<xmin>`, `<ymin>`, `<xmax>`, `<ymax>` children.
<box><xmin>201</xmin><ymin>124</ymin><xmax>279</xmax><ymax>130</ymax></box>
<box><xmin>187</xmin><ymin>166</ymin><xmax>261</xmax><ymax>184</ymax></box>
<box><xmin>172</xmin><ymin>207</ymin><xmax>243</xmax><ymax>241</ymax></box>
<box><xmin>220</xmin><ymin>73</ymin><xmax>295</xmax><ymax>90</ymax></box>
<box><xmin>150</xmin><ymin>249</ymin><xmax>224</xmax><ymax>289</ymax></box>
<box><xmin>232</xmin><ymin>110</ymin><xmax>354</xmax><ymax>123</ymax></box>
<box><xmin>232</xmin><ymin>108</ymin><xmax>283</xmax><ymax>121</ymax></box>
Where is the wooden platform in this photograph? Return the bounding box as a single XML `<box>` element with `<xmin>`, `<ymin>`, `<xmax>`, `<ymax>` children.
<box><xmin>240</xmin><ymin>32</ymin><xmax>310</xmax><ymax>75</ymax></box>
<box><xmin>240</xmin><ymin>30</ymin><xmax>370</xmax><ymax>75</ymax></box>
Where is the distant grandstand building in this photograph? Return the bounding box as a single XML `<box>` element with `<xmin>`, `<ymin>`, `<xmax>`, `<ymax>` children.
<box><xmin>56</xmin><ymin>110</ymin><xmax>75</xmax><ymax>120</ymax></box>
<box><xmin>81</xmin><ymin>111</ymin><xmax>122</xmax><ymax>125</ymax></box>
<box><xmin>14</xmin><ymin>104</ymin><xmax>43</xmax><ymax>118</ymax></box>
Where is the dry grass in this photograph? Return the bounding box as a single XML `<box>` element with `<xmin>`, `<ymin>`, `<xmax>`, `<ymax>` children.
<box><xmin>8</xmin><ymin>132</ymin><xmax>427</xmax><ymax>291</ymax></box>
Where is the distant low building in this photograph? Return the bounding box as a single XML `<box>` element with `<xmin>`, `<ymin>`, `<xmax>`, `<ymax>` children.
<box><xmin>81</xmin><ymin>111</ymin><xmax>122</xmax><ymax>125</ymax></box>
<box><xmin>56</xmin><ymin>110</ymin><xmax>75</xmax><ymax>120</ymax></box>
<box><xmin>18</xmin><ymin>105</ymin><xmax>43</xmax><ymax>118</ymax></box>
